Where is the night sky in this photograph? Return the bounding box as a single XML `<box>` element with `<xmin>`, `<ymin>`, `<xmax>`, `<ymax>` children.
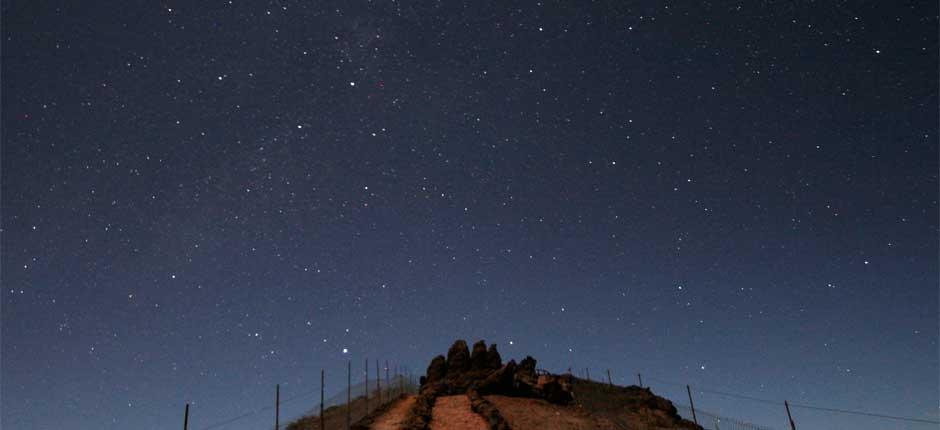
<box><xmin>2</xmin><ymin>1</ymin><xmax>937</xmax><ymax>430</ymax></box>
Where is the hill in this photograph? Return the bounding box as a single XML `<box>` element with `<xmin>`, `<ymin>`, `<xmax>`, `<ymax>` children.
<box><xmin>287</xmin><ymin>339</ymin><xmax>702</xmax><ymax>430</ymax></box>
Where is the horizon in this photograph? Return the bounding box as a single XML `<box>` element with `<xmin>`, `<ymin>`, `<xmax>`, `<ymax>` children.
<box><xmin>2</xmin><ymin>1</ymin><xmax>937</xmax><ymax>430</ymax></box>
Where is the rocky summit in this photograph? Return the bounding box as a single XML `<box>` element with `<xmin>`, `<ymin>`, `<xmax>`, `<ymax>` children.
<box><xmin>420</xmin><ymin>339</ymin><xmax>573</xmax><ymax>404</ymax></box>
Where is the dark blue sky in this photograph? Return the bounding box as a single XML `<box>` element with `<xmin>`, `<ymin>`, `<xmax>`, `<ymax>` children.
<box><xmin>2</xmin><ymin>1</ymin><xmax>937</xmax><ymax>429</ymax></box>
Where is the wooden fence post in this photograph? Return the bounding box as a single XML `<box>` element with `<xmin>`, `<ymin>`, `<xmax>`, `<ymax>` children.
<box><xmin>365</xmin><ymin>358</ymin><xmax>369</xmax><ymax>412</ymax></box>
<box><xmin>320</xmin><ymin>370</ymin><xmax>325</xmax><ymax>430</ymax></box>
<box><xmin>275</xmin><ymin>384</ymin><xmax>280</xmax><ymax>430</ymax></box>
<box><xmin>183</xmin><ymin>403</ymin><xmax>189</xmax><ymax>430</ymax></box>
<box><xmin>637</xmin><ymin>373</ymin><xmax>643</xmax><ymax>388</ymax></box>
<box><xmin>785</xmin><ymin>400</ymin><xmax>797</xmax><ymax>430</ymax></box>
<box><xmin>346</xmin><ymin>360</ymin><xmax>351</xmax><ymax>430</ymax></box>
<box><xmin>686</xmin><ymin>385</ymin><xmax>698</xmax><ymax>425</ymax></box>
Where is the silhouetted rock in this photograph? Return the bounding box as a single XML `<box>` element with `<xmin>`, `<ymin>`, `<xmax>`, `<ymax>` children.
<box><xmin>485</xmin><ymin>344</ymin><xmax>502</xmax><ymax>369</ymax></box>
<box><xmin>445</xmin><ymin>340</ymin><xmax>471</xmax><ymax>376</ymax></box>
<box><xmin>516</xmin><ymin>356</ymin><xmax>537</xmax><ymax>386</ymax></box>
<box><xmin>478</xmin><ymin>360</ymin><xmax>517</xmax><ymax>395</ymax></box>
<box><xmin>425</xmin><ymin>355</ymin><xmax>447</xmax><ymax>385</ymax></box>
<box><xmin>419</xmin><ymin>340</ymin><xmax>574</xmax><ymax>405</ymax></box>
<box><xmin>470</xmin><ymin>340</ymin><xmax>489</xmax><ymax>370</ymax></box>
<box><xmin>538</xmin><ymin>379</ymin><xmax>573</xmax><ymax>404</ymax></box>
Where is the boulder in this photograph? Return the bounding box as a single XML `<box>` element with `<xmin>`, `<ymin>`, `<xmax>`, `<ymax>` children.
<box><xmin>425</xmin><ymin>355</ymin><xmax>447</xmax><ymax>385</ymax></box>
<box><xmin>445</xmin><ymin>340</ymin><xmax>471</xmax><ymax>376</ymax></box>
<box><xmin>485</xmin><ymin>344</ymin><xmax>502</xmax><ymax>369</ymax></box>
<box><xmin>516</xmin><ymin>356</ymin><xmax>538</xmax><ymax>385</ymax></box>
<box><xmin>478</xmin><ymin>360</ymin><xmax>517</xmax><ymax>395</ymax></box>
<box><xmin>469</xmin><ymin>340</ymin><xmax>489</xmax><ymax>370</ymax></box>
<box><xmin>538</xmin><ymin>379</ymin><xmax>573</xmax><ymax>404</ymax></box>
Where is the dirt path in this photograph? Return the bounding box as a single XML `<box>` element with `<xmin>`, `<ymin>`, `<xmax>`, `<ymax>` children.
<box><xmin>370</xmin><ymin>395</ymin><xmax>417</xmax><ymax>430</ymax></box>
<box><xmin>429</xmin><ymin>395</ymin><xmax>488</xmax><ymax>430</ymax></box>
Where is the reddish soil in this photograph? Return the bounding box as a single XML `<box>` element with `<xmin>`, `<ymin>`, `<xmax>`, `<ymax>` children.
<box><xmin>484</xmin><ymin>395</ymin><xmax>618</xmax><ymax>430</ymax></box>
<box><xmin>429</xmin><ymin>395</ymin><xmax>488</xmax><ymax>430</ymax></box>
<box><xmin>370</xmin><ymin>395</ymin><xmax>416</xmax><ymax>430</ymax></box>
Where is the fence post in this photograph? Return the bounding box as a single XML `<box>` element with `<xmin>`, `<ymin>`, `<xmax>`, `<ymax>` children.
<box><xmin>183</xmin><ymin>403</ymin><xmax>189</xmax><ymax>430</ymax></box>
<box><xmin>385</xmin><ymin>360</ymin><xmax>390</xmax><ymax>396</ymax></box>
<box><xmin>686</xmin><ymin>385</ymin><xmax>698</xmax><ymax>425</ymax></box>
<box><xmin>637</xmin><ymin>373</ymin><xmax>643</xmax><ymax>388</ymax></box>
<box><xmin>376</xmin><ymin>360</ymin><xmax>382</xmax><ymax>404</ymax></box>
<box><xmin>606</xmin><ymin>369</ymin><xmax>613</xmax><ymax>386</ymax></box>
<box><xmin>346</xmin><ymin>360</ymin><xmax>351</xmax><ymax>430</ymax></box>
<box><xmin>320</xmin><ymin>370</ymin><xmax>325</xmax><ymax>430</ymax></box>
<box><xmin>365</xmin><ymin>358</ymin><xmax>369</xmax><ymax>412</ymax></box>
<box><xmin>275</xmin><ymin>384</ymin><xmax>280</xmax><ymax>430</ymax></box>
<box><xmin>785</xmin><ymin>400</ymin><xmax>797</xmax><ymax>430</ymax></box>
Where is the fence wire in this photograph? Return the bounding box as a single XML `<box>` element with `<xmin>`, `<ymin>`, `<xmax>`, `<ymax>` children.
<box><xmin>675</xmin><ymin>404</ymin><xmax>779</xmax><ymax>430</ymax></box>
<box><xmin>281</xmin><ymin>374</ymin><xmax>419</xmax><ymax>430</ymax></box>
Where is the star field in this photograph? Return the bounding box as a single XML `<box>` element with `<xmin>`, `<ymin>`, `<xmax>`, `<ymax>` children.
<box><xmin>2</xmin><ymin>1</ymin><xmax>937</xmax><ymax>429</ymax></box>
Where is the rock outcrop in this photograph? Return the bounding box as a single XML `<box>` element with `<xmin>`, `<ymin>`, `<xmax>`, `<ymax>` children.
<box><xmin>418</xmin><ymin>339</ymin><xmax>574</xmax><ymax>405</ymax></box>
<box><xmin>425</xmin><ymin>355</ymin><xmax>447</xmax><ymax>385</ymax></box>
<box><xmin>485</xmin><ymin>344</ymin><xmax>502</xmax><ymax>370</ymax></box>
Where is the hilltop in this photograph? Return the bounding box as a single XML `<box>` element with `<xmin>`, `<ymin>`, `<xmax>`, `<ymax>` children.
<box><xmin>288</xmin><ymin>340</ymin><xmax>702</xmax><ymax>430</ymax></box>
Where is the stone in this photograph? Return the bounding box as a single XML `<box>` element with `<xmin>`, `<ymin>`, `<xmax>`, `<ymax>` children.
<box><xmin>485</xmin><ymin>344</ymin><xmax>502</xmax><ymax>369</ymax></box>
<box><xmin>445</xmin><ymin>340</ymin><xmax>471</xmax><ymax>376</ymax></box>
<box><xmin>539</xmin><ymin>379</ymin><xmax>573</xmax><ymax>404</ymax></box>
<box><xmin>478</xmin><ymin>360</ymin><xmax>517</xmax><ymax>395</ymax></box>
<box><xmin>516</xmin><ymin>356</ymin><xmax>538</xmax><ymax>385</ymax></box>
<box><xmin>425</xmin><ymin>355</ymin><xmax>447</xmax><ymax>385</ymax></box>
<box><xmin>469</xmin><ymin>340</ymin><xmax>489</xmax><ymax>370</ymax></box>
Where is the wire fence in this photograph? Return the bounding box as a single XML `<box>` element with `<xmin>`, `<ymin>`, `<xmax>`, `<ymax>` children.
<box><xmin>570</xmin><ymin>369</ymin><xmax>939</xmax><ymax>430</ymax></box>
<box><xmin>179</xmin><ymin>360</ymin><xmax>938</xmax><ymax>430</ymax></box>
<box><xmin>182</xmin><ymin>360</ymin><xmax>419</xmax><ymax>430</ymax></box>
<box><xmin>282</xmin><ymin>376</ymin><xmax>419</xmax><ymax>430</ymax></box>
<box><xmin>645</xmin><ymin>374</ymin><xmax>939</xmax><ymax>430</ymax></box>
<box><xmin>674</xmin><ymin>404</ymin><xmax>778</xmax><ymax>430</ymax></box>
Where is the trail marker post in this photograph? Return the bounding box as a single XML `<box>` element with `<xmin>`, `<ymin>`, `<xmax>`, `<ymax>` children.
<box><xmin>183</xmin><ymin>403</ymin><xmax>189</xmax><ymax>430</ymax></box>
<box><xmin>320</xmin><ymin>370</ymin><xmax>325</xmax><ymax>430</ymax></box>
<box><xmin>637</xmin><ymin>373</ymin><xmax>643</xmax><ymax>388</ymax></box>
<box><xmin>606</xmin><ymin>369</ymin><xmax>613</xmax><ymax>386</ymax></box>
<box><xmin>275</xmin><ymin>384</ymin><xmax>280</xmax><ymax>430</ymax></box>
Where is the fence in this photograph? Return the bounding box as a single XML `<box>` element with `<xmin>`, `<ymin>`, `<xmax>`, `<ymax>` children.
<box><xmin>181</xmin><ymin>360</ymin><xmax>419</xmax><ymax>430</ymax></box>
<box><xmin>573</xmin><ymin>368</ymin><xmax>939</xmax><ymax>430</ymax></box>
<box><xmin>674</xmin><ymin>404</ymin><xmax>778</xmax><ymax>430</ymax></box>
<box><xmin>177</xmin><ymin>361</ymin><xmax>938</xmax><ymax>430</ymax></box>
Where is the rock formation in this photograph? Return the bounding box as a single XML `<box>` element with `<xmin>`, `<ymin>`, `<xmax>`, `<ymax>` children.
<box><xmin>485</xmin><ymin>344</ymin><xmax>502</xmax><ymax>369</ymax></box>
<box><xmin>419</xmin><ymin>339</ymin><xmax>573</xmax><ymax>405</ymax></box>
